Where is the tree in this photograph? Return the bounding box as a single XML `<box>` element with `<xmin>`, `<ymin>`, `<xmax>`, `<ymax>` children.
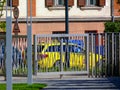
<box><xmin>104</xmin><ymin>22</ymin><xmax>120</xmax><ymax>32</ymax></box>
<box><xmin>0</xmin><ymin>0</ymin><xmax>5</xmax><ymax>17</ymax></box>
<box><xmin>0</xmin><ymin>22</ymin><xmax>6</xmax><ymax>32</ymax></box>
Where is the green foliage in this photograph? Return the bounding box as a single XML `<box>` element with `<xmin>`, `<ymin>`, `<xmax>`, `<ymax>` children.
<box><xmin>0</xmin><ymin>22</ymin><xmax>6</xmax><ymax>32</ymax></box>
<box><xmin>104</xmin><ymin>22</ymin><xmax>120</xmax><ymax>32</ymax></box>
<box><xmin>0</xmin><ymin>0</ymin><xmax>5</xmax><ymax>17</ymax></box>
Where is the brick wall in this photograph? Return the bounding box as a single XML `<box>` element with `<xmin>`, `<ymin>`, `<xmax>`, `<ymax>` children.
<box><xmin>114</xmin><ymin>0</ymin><xmax>120</xmax><ymax>16</ymax></box>
<box><xmin>15</xmin><ymin>22</ymin><xmax>104</xmax><ymax>35</ymax></box>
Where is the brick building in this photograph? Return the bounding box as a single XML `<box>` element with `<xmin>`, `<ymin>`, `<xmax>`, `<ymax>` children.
<box><xmin>0</xmin><ymin>0</ymin><xmax>120</xmax><ymax>35</ymax></box>
<box><xmin>114</xmin><ymin>0</ymin><xmax>120</xmax><ymax>16</ymax></box>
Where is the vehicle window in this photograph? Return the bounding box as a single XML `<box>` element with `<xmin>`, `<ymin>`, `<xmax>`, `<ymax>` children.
<box><xmin>37</xmin><ymin>45</ymin><xmax>44</xmax><ymax>52</ymax></box>
<box><xmin>63</xmin><ymin>45</ymin><xmax>74</xmax><ymax>52</ymax></box>
<box><xmin>73</xmin><ymin>46</ymin><xmax>84</xmax><ymax>53</ymax></box>
<box><xmin>45</xmin><ymin>44</ymin><xmax>84</xmax><ymax>53</ymax></box>
<box><xmin>63</xmin><ymin>45</ymin><xmax>84</xmax><ymax>53</ymax></box>
<box><xmin>45</xmin><ymin>45</ymin><xmax>61</xmax><ymax>52</ymax></box>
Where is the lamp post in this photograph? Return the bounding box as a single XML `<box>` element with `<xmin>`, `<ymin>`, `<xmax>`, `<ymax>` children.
<box><xmin>65</xmin><ymin>0</ymin><xmax>70</xmax><ymax>68</ymax></box>
<box><xmin>6</xmin><ymin>0</ymin><xmax>13</xmax><ymax>90</ymax></box>
<box><xmin>27</xmin><ymin>0</ymin><xmax>32</xmax><ymax>85</ymax></box>
<box><xmin>65</xmin><ymin>0</ymin><xmax>69</xmax><ymax>34</ymax></box>
<box><xmin>111</xmin><ymin>0</ymin><xmax>114</xmax><ymax>22</ymax></box>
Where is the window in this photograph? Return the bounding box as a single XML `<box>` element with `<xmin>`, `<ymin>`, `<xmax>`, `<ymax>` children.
<box><xmin>45</xmin><ymin>0</ymin><xmax>74</xmax><ymax>7</ymax></box>
<box><xmin>78</xmin><ymin>0</ymin><xmax>105</xmax><ymax>7</ymax></box>
<box><xmin>87</xmin><ymin>0</ymin><xmax>98</xmax><ymax>6</ymax></box>
<box><xmin>54</xmin><ymin>0</ymin><xmax>64</xmax><ymax>6</ymax></box>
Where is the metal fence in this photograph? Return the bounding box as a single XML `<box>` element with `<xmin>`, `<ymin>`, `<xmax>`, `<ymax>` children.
<box><xmin>0</xmin><ymin>35</ymin><xmax>27</xmax><ymax>76</ymax></box>
<box><xmin>33</xmin><ymin>33</ymin><xmax>120</xmax><ymax>77</ymax></box>
<box><xmin>88</xmin><ymin>33</ymin><xmax>120</xmax><ymax>77</ymax></box>
<box><xmin>0</xmin><ymin>33</ymin><xmax>120</xmax><ymax>77</ymax></box>
<box><xmin>33</xmin><ymin>34</ymin><xmax>89</xmax><ymax>75</ymax></box>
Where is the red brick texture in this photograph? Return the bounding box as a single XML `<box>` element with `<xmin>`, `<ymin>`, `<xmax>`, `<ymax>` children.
<box><xmin>114</xmin><ymin>0</ymin><xmax>120</xmax><ymax>16</ymax></box>
<box><xmin>14</xmin><ymin>22</ymin><xmax>104</xmax><ymax>35</ymax></box>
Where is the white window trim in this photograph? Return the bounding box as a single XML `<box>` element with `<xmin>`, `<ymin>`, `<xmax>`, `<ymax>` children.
<box><xmin>48</xmin><ymin>6</ymin><xmax>71</xmax><ymax>10</ymax></box>
<box><xmin>80</xmin><ymin>6</ymin><xmax>102</xmax><ymax>10</ymax></box>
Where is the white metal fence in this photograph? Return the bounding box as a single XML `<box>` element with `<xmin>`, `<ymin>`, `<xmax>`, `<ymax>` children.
<box><xmin>33</xmin><ymin>33</ymin><xmax>120</xmax><ymax>77</ymax></box>
<box><xmin>0</xmin><ymin>33</ymin><xmax>120</xmax><ymax>77</ymax></box>
<box><xmin>0</xmin><ymin>35</ymin><xmax>27</xmax><ymax>76</ymax></box>
<box><xmin>88</xmin><ymin>33</ymin><xmax>120</xmax><ymax>77</ymax></box>
<box><xmin>33</xmin><ymin>34</ymin><xmax>89</xmax><ymax>75</ymax></box>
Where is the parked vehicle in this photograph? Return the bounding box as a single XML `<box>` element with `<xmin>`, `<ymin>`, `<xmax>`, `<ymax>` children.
<box><xmin>37</xmin><ymin>42</ymin><xmax>102</xmax><ymax>69</ymax></box>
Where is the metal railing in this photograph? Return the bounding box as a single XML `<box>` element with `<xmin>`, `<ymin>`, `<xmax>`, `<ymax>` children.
<box><xmin>33</xmin><ymin>33</ymin><xmax>120</xmax><ymax>77</ymax></box>
<box><xmin>89</xmin><ymin>33</ymin><xmax>120</xmax><ymax>77</ymax></box>
<box><xmin>33</xmin><ymin>34</ymin><xmax>89</xmax><ymax>75</ymax></box>
<box><xmin>0</xmin><ymin>33</ymin><xmax>120</xmax><ymax>77</ymax></box>
<box><xmin>0</xmin><ymin>34</ymin><xmax>27</xmax><ymax>76</ymax></box>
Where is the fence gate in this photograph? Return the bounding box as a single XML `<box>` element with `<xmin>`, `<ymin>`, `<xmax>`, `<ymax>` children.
<box><xmin>34</xmin><ymin>34</ymin><xmax>89</xmax><ymax>76</ymax></box>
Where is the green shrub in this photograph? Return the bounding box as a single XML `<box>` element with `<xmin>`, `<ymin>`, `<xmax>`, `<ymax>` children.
<box><xmin>0</xmin><ymin>22</ymin><xmax>6</xmax><ymax>32</ymax></box>
<box><xmin>104</xmin><ymin>22</ymin><xmax>120</xmax><ymax>32</ymax></box>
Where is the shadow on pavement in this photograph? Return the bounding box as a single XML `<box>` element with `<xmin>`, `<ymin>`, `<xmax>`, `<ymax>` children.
<box><xmin>41</xmin><ymin>77</ymin><xmax>120</xmax><ymax>90</ymax></box>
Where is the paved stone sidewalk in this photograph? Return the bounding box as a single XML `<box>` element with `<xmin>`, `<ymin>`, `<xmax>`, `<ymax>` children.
<box><xmin>41</xmin><ymin>77</ymin><xmax>120</xmax><ymax>90</ymax></box>
<box><xmin>0</xmin><ymin>76</ymin><xmax>120</xmax><ymax>90</ymax></box>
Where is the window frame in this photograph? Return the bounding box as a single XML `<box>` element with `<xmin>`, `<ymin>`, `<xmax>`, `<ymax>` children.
<box><xmin>86</xmin><ymin>0</ymin><xmax>98</xmax><ymax>6</ymax></box>
<box><xmin>54</xmin><ymin>0</ymin><xmax>64</xmax><ymax>7</ymax></box>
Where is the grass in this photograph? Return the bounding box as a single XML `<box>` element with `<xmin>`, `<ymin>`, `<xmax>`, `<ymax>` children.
<box><xmin>0</xmin><ymin>83</ymin><xmax>47</xmax><ymax>90</ymax></box>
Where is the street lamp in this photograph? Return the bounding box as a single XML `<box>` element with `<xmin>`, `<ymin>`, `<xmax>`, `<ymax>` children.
<box><xmin>65</xmin><ymin>0</ymin><xmax>70</xmax><ymax>67</ymax></box>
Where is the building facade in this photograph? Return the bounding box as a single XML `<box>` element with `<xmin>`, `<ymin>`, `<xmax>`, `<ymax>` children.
<box><xmin>1</xmin><ymin>0</ymin><xmax>119</xmax><ymax>35</ymax></box>
<box><xmin>114</xmin><ymin>0</ymin><xmax>120</xmax><ymax>16</ymax></box>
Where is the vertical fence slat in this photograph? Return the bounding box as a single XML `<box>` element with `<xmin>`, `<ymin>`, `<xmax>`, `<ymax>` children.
<box><xmin>112</xmin><ymin>33</ymin><xmax>114</xmax><ymax>76</ymax></box>
<box><xmin>94</xmin><ymin>34</ymin><xmax>97</xmax><ymax>77</ymax></box>
<box><xmin>114</xmin><ymin>33</ymin><xmax>117</xmax><ymax>76</ymax></box>
<box><xmin>91</xmin><ymin>34</ymin><xmax>94</xmax><ymax>77</ymax></box>
<box><xmin>108</xmin><ymin>34</ymin><xmax>110</xmax><ymax>76</ymax></box>
<box><xmin>87</xmin><ymin>34</ymin><xmax>89</xmax><ymax>77</ymax></box>
<box><xmin>119</xmin><ymin>33</ymin><xmax>120</xmax><ymax>76</ymax></box>
<box><xmin>98</xmin><ymin>34</ymin><xmax>101</xmax><ymax>77</ymax></box>
<box><xmin>105</xmin><ymin>33</ymin><xmax>107</xmax><ymax>77</ymax></box>
<box><xmin>60</xmin><ymin>38</ymin><xmax>63</xmax><ymax>72</ymax></box>
<box><xmin>33</xmin><ymin>35</ymin><xmax>38</xmax><ymax>75</ymax></box>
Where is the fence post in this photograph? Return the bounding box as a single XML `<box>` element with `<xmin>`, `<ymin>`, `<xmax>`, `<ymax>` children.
<box><xmin>114</xmin><ymin>33</ymin><xmax>117</xmax><ymax>76</ymax></box>
<box><xmin>94</xmin><ymin>34</ymin><xmax>97</xmax><ymax>77</ymax></box>
<box><xmin>60</xmin><ymin>38</ymin><xmax>63</xmax><ymax>72</ymax></box>
<box><xmin>112</xmin><ymin>33</ymin><xmax>114</xmax><ymax>76</ymax></box>
<box><xmin>6</xmin><ymin>16</ymin><xmax>12</xmax><ymax>90</ymax></box>
<box><xmin>27</xmin><ymin>25</ymin><xmax>32</xmax><ymax>84</ymax></box>
<box><xmin>86</xmin><ymin>34</ymin><xmax>89</xmax><ymax>77</ymax></box>
<box><xmin>119</xmin><ymin>33</ymin><xmax>120</xmax><ymax>76</ymax></box>
<box><xmin>105</xmin><ymin>33</ymin><xmax>107</xmax><ymax>77</ymax></box>
<box><xmin>98</xmin><ymin>34</ymin><xmax>101</xmax><ymax>77</ymax></box>
<box><xmin>33</xmin><ymin>35</ymin><xmax>38</xmax><ymax>75</ymax></box>
<box><xmin>91</xmin><ymin>33</ymin><xmax>94</xmax><ymax>77</ymax></box>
